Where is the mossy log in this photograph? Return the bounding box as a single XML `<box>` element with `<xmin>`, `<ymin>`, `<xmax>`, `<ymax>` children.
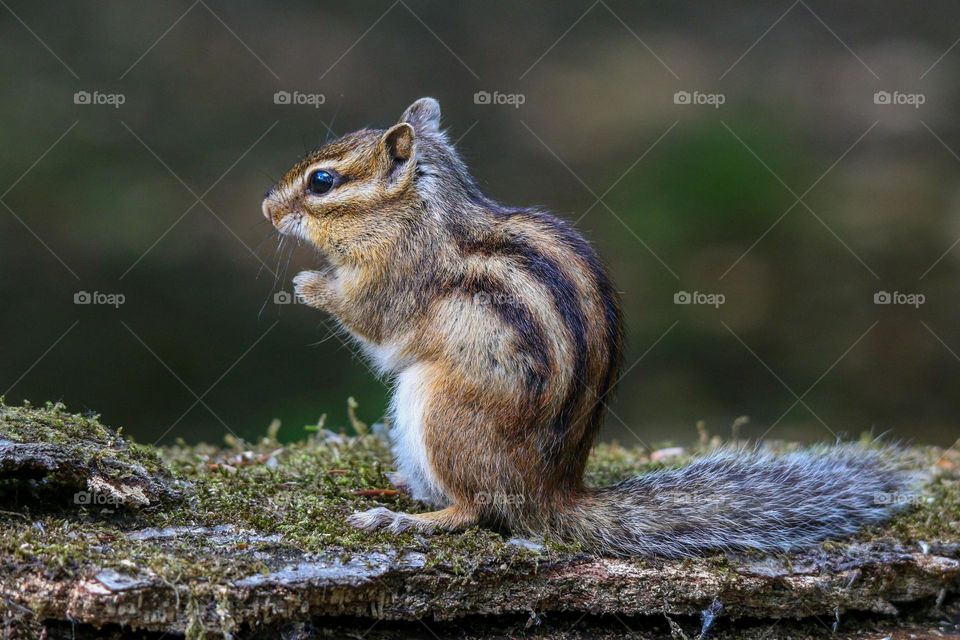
<box><xmin>1</xmin><ymin>401</ymin><xmax>959</xmax><ymax>638</ymax></box>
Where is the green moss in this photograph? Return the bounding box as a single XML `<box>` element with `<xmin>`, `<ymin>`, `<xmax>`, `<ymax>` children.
<box><xmin>584</xmin><ymin>442</ymin><xmax>658</xmax><ymax>486</ymax></box>
<box><xmin>0</xmin><ymin>401</ymin><xmax>548</xmax><ymax>595</ymax></box>
<box><xmin>0</xmin><ymin>399</ymin><xmax>113</xmax><ymax>445</ymax></box>
<box><xmin>0</xmin><ymin>398</ymin><xmax>168</xmax><ymax>477</ymax></box>
<box><xmin>1</xmin><ymin>400</ymin><xmax>958</xmax><ymax>607</ymax></box>
<box><xmin>877</xmin><ymin>452</ymin><xmax>960</xmax><ymax>543</ymax></box>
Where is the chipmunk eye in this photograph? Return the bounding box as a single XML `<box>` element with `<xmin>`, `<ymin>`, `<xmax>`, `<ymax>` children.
<box><xmin>307</xmin><ymin>169</ymin><xmax>335</xmax><ymax>195</ymax></box>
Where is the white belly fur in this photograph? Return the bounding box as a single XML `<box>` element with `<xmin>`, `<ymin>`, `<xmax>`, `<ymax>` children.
<box><xmin>389</xmin><ymin>364</ymin><xmax>446</xmax><ymax>507</ymax></box>
<box><xmin>355</xmin><ymin>338</ymin><xmax>404</xmax><ymax>376</ymax></box>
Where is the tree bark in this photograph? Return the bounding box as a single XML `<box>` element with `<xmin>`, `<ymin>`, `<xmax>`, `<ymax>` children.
<box><xmin>1</xmin><ymin>402</ymin><xmax>957</xmax><ymax>638</ymax></box>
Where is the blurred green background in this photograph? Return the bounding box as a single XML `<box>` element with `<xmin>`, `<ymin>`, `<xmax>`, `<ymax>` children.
<box><xmin>1</xmin><ymin>1</ymin><xmax>958</xmax><ymax>448</ymax></box>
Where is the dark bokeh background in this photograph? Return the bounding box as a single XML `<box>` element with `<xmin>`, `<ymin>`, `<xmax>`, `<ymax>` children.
<box><xmin>2</xmin><ymin>1</ymin><xmax>959</xmax><ymax>448</ymax></box>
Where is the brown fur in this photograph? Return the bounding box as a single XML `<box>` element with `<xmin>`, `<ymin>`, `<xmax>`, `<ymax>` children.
<box><xmin>264</xmin><ymin>98</ymin><xmax>623</xmax><ymax>539</ymax></box>
<box><xmin>263</xmin><ymin>99</ymin><xmax>920</xmax><ymax>559</ymax></box>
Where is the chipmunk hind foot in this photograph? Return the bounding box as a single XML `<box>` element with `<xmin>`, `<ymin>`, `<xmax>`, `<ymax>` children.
<box><xmin>348</xmin><ymin>504</ymin><xmax>479</xmax><ymax>535</ymax></box>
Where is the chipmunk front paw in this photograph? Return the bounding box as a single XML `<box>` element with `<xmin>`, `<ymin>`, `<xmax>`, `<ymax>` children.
<box><xmin>293</xmin><ymin>270</ymin><xmax>333</xmax><ymax>309</ymax></box>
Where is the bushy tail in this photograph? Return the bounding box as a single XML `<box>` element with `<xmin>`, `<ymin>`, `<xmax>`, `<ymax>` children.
<box><xmin>557</xmin><ymin>445</ymin><xmax>922</xmax><ymax>558</ymax></box>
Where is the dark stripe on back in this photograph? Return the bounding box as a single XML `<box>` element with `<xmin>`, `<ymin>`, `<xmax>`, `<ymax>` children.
<box><xmin>542</xmin><ymin>212</ymin><xmax>624</xmax><ymax>435</ymax></box>
<box><xmin>456</xmin><ymin>215</ymin><xmax>590</xmax><ymax>439</ymax></box>
<box><xmin>455</xmin><ymin>272</ymin><xmax>551</xmax><ymax>396</ymax></box>
<box><xmin>523</xmin><ymin>210</ymin><xmax>622</xmax><ymax>436</ymax></box>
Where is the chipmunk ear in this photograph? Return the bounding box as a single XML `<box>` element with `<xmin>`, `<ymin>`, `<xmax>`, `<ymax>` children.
<box><xmin>381</xmin><ymin>123</ymin><xmax>415</xmax><ymax>163</ymax></box>
<box><xmin>400</xmin><ymin>97</ymin><xmax>441</xmax><ymax>135</ymax></box>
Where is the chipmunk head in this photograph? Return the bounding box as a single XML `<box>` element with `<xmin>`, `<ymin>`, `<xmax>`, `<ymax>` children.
<box><xmin>263</xmin><ymin>97</ymin><xmax>448</xmax><ymax>261</ymax></box>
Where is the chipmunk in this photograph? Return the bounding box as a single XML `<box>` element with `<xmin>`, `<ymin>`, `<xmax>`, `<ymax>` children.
<box><xmin>263</xmin><ymin>98</ymin><xmax>916</xmax><ymax>557</ymax></box>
